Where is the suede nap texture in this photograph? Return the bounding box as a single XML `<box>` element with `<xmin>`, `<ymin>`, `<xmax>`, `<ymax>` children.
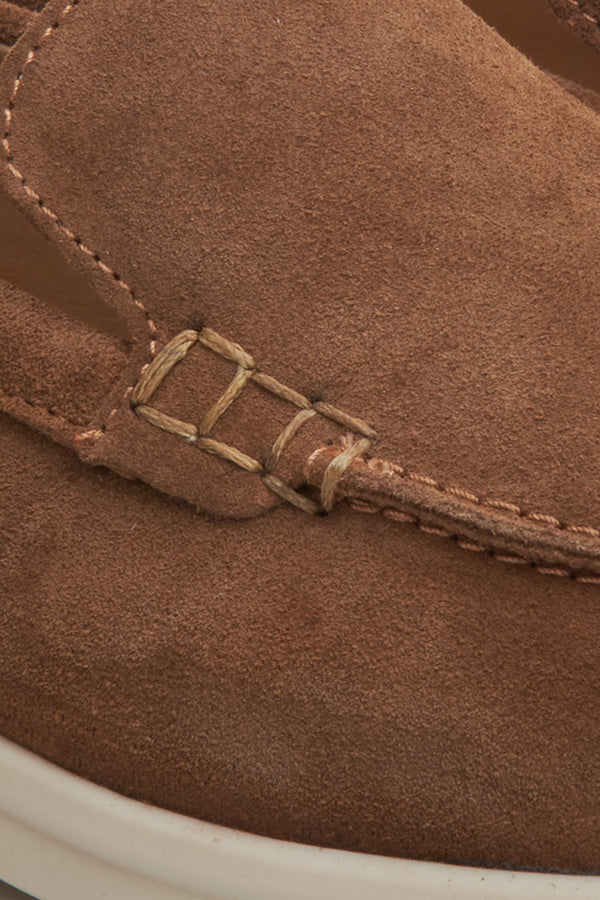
<box><xmin>0</xmin><ymin>185</ymin><xmax>130</xmax><ymax>339</ymax></box>
<box><xmin>2</xmin><ymin>0</ymin><xmax>600</xmax><ymax>875</ymax></box>
<box><xmin>0</xmin><ymin>2</ymin><xmax>32</xmax><ymax>47</ymax></box>
<box><xmin>4</xmin><ymin>0</ymin><xmax>600</xmax><ymax>528</ymax></box>
<box><xmin>0</xmin><ymin>281</ymin><xmax>127</xmax><ymax>433</ymax></box>
<box><xmin>3</xmin><ymin>410</ymin><xmax>600</xmax><ymax>874</ymax></box>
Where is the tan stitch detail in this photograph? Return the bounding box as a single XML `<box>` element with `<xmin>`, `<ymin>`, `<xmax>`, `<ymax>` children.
<box><xmin>526</xmin><ymin>512</ymin><xmax>562</xmax><ymax>528</ymax></box>
<box><xmin>321</xmin><ymin>437</ymin><xmax>373</xmax><ymax>512</ymax></box>
<box><xmin>312</xmin><ymin>448</ymin><xmax>600</xmax><ymax>583</ymax></box>
<box><xmin>418</xmin><ymin>523</ymin><xmax>452</xmax><ymax>538</ymax></box>
<box><xmin>77</xmin><ymin>428</ymin><xmax>104</xmax><ymax>441</ymax></box>
<box><xmin>130</xmin><ymin>327</ymin><xmax>376</xmax><ymax>513</ymax></box>
<box><xmin>2</xmin><ymin>0</ymin><xmax>157</xmax><ymax>445</ymax></box>
<box><xmin>97</xmin><ymin>260</ymin><xmax>114</xmax><ymax>277</ymax></box>
<box><xmin>198</xmin><ymin>366</ymin><xmax>254</xmax><ymax>436</ymax></box>
<box><xmin>60</xmin><ymin>226</ymin><xmax>77</xmax><ymax>242</ymax></box>
<box><xmin>536</xmin><ymin>566</ymin><xmax>572</xmax><ymax>578</ymax></box>
<box><xmin>313</xmin><ymin>402</ymin><xmax>377</xmax><ymax>441</ymax></box>
<box><xmin>350</xmin><ymin>503</ymin><xmax>600</xmax><ymax>584</ymax></box>
<box><xmin>121</xmin><ymin>324</ymin><xmax>600</xmax><ymax>571</ymax></box>
<box><xmin>262</xmin><ymin>473</ymin><xmax>320</xmax><ymax>514</ymax></box>
<box><xmin>354</xmin><ymin>452</ymin><xmax>599</xmax><ymax>541</ymax></box>
<box><xmin>384</xmin><ymin>465</ymin><xmax>600</xmax><ymax>538</ymax></box>
<box><xmin>480</xmin><ymin>498</ymin><xmax>522</xmax><ymax>515</ymax></box>
<box><xmin>197</xmin><ymin>328</ymin><xmax>255</xmax><ymax>370</ymax></box>
<box><xmin>565</xmin><ymin>523</ymin><xmax>600</xmax><ymax>538</ymax></box>
<box><xmin>347</xmin><ymin>498</ymin><xmax>382</xmax><ymax>515</ymax></box>
<box><xmin>366</xmin><ymin>457</ymin><xmax>395</xmax><ymax>475</ymax></box>
<box><xmin>381</xmin><ymin>508</ymin><xmax>417</xmax><ymax>524</ymax></box>
<box><xmin>197</xmin><ymin>436</ymin><xmax>264</xmax><ymax>473</ymax></box>
<box><xmin>252</xmin><ymin>371</ymin><xmax>312</xmax><ymax>410</ymax></box>
<box><xmin>350</xmin><ymin>454</ymin><xmax>600</xmax><ymax>543</ymax></box>
<box><xmin>131</xmin><ymin>331</ymin><xmax>197</xmax><ymax>407</ymax></box>
<box><xmin>493</xmin><ymin>554</ymin><xmax>530</xmax><ymax>566</ymax></box>
<box><xmin>445</xmin><ymin>485</ymin><xmax>481</xmax><ymax>504</ymax></box>
<box><xmin>135</xmin><ymin>404</ymin><xmax>198</xmax><ymax>442</ymax></box>
<box><xmin>405</xmin><ymin>472</ymin><xmax>440</xmax><ymax>489</ymax></box>
<box><xmin>457</xmin><ymin>540</ymin><xmax>487</xmax><ymax>553</ymax></box>
<box><xmin>264</xmin><ymin>408</ymin><xmax>317</xmax><ymax>472</ymax></box>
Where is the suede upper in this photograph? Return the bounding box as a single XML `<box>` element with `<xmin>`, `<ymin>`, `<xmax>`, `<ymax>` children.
<box><xmin>3</xmin><ymin>0</ymin><xmax>600</xmax><ymax>525</ymax></box>
<box><xmin>2</xmin><ymin>0</ymin><xmax>600</xmax><ymax>874</ymax></box>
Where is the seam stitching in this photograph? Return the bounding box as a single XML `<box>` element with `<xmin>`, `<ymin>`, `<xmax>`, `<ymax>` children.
<box><xmin>0</xmin><ymin>387</ymin><xmax>85</xmax><ymax>429</ymax></box>
<box><xmin>2</xmin><ymin>3</ymin><xmax>598</xmax><ymax>545</ymax></box>
<box><xmin>357</xmin><ymin>455</ymin><xmax>600</xmax><ymax>539</ymax></box>
<box><xmin>128</xmin><ymin>327</ymin><xmax>377</xmax><ymax>514</ymax></box>
<box><xmin>346</xmin><ymin>497</ymin><xmax>600</xmax><ymax>585</ymax></box>
<box><xmin>128</xmin><ymin>328</ymin><xmax>600</xmax><ymax>547</ymax></box>
<box><xmin>1</xmin><ymin>0</ymin><xmax>157</xmax><ymax>440</ymax></box>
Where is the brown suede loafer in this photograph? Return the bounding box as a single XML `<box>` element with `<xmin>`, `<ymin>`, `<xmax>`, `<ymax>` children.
<box><xmin>2</xmin><ymin>0</ymin><xmax>600</xmax><ymax>892</ymax></box>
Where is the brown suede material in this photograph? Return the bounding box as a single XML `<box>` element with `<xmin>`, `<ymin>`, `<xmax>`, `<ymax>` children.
<box><xmin>0</xmin><ymin>1</ymin><xmax>33</xmax><ymax>46</ymax></box>
<box><xmin>468</xmin><ymin>0</ymin><xmax>600</xmax><ymax>94</ymax></box>
<box><xmin>0</xmin><ymin>186</ymin><xmax>129</xmax><ymax>338</ymax></box>
<box><xmin>9</xmin><ymin>0</ymin><xmax>47</xmax><ymax>11</ymax></box>
<box><xmin>3</xmin><ymin>0</ymin><xmax>600</xmax><ymax>875</ymax></box>
<box><xmin>307</xmin><ymin>446</ymin><xmax>600</xmax><ymax>579</ymax></box>
<box><xmin>0</xmin><ymin>280</ymin><xmax>127</xmax><ymax>436</ymax></box>
<box><xmin>552</xmin><ymin>71</ymin><xmax>600</xmax><ymax>111</ymax></box>
<box><xmin>547</xmin><ymin>0</ymin><xmax>600</xmax><ymax>53</ymax></box>
<box><xmin>4</xmin><ymin>0</ymin><xmax>600</xmax><ymax>528</ymax></box>
<box><xmin>3</xmin><ymin>411</ymin><xmax>600</xmax><ymax>873</ymax></box>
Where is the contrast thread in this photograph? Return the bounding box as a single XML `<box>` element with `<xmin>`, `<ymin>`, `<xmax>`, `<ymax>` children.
<box><xmin>1</xmin><ymin>0</ymin><xmax>157</xmax><ymax>442</ymax></box>
<box><xmin>3</xmin><ymin>0</ymin><xmax>600</xmax><ymax>584</ymax></box>
<box><xmin>302</xmin><ymin>452</ymin><xmax>600</xmax><ymax>584</ymax></box>
<box><xmin>130</xmin><ymin>328</ymin><xmax>377</xmax><ymax>514</ymax></box>
<box><xmin>345</xmin><ymin>495</ymin><xmax>600</xmax><ymax>585</ymax></box>
<box><xmin>318</xmin><ymin>452</ymin><xmax>600</xmax><ymax>540</ymax></box>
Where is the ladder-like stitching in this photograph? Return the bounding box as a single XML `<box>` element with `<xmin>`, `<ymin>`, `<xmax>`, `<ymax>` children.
<box><xmin>131</xmin><ymin>327</ymin><xmax>600</xmax><ymax>546</ymax></box>
<box><xmin>129</xmin><ymin>328</ymin><xmax>377</xmax><ymax>515</ymax></box>
<box><xmin>2</xmin><ymin>0</ymin><xmax>600</xmax><ymax>553</ymax></box>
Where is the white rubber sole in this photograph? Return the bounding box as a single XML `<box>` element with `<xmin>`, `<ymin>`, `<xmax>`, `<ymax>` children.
<box><xmin>0</xmin><ymin>736</ymin><xmax>598</xmax><ymax>900</ymax></box>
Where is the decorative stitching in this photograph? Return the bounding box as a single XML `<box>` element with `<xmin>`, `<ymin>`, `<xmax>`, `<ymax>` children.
<box><xmin>320</xmin><ymin>437</ymin><xmax>373</xmax><ymax>512</ymax></box>
<box><xmin>0</xmin><ymin>387</ymin><xmax>85</xmax><ymax>430</ymax></box>
<box><xmin>349</xmin><ymin>454</ymin><xmax>600</xmax><ymax>540</ymax></box>
<box><xmin>131</xmin><ymin>327</ymin><xmax>600</xmax><ymax>540</ymax></box>
<box><xmin>1</xmin><ymin>0</ymin><xmax>157</xmax><ymax>443</ymax></box>
<box><xmin>128</xmin><ymin>327</ymin><xmax>600</xmax><ymax>579</ymax></box>
<box><xmin>129</xmin><ymin>328</ymin><xmax>377</xmax><ymax>514</ymax></box>
<box><xmin>2</xmin><ymin>0</ymin><xmax>600</xmax><ymax>569</ymax></box>
<box><xmin>344</xmin><ymin>496</ymin><xmax>600</xmax><ymax>585</ymax></box>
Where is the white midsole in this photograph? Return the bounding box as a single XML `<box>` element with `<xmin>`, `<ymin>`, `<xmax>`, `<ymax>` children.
<box><xmin>0</xmin><ymin>736</ymin><xmax>598</xmax><ymax>900</ymax></box>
